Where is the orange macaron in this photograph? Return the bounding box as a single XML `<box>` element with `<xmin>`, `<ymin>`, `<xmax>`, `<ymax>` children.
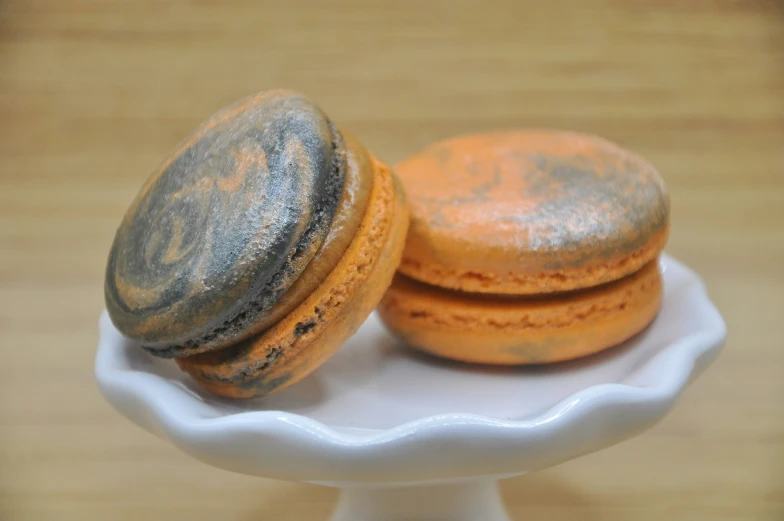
<box><xmin>378</xmin><ymin>130</ymin><xmax>670</xmax><ymax>365</ymax></box>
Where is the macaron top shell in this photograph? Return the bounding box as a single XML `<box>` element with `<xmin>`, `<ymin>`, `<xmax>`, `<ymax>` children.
<box><xmin>396</xmin><ymin>130</ymin><xmax>670</xmax><ymax>294</ymax></box>
<box><xmin>105</xmin><ymin>90</ymin><xmax>347</xmax><ymax>354</ymax></box>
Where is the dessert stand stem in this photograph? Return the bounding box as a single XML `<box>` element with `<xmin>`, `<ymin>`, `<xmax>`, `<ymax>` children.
<box><xmin>330</xmin><ymin>480</ymin><xmax>512</xmax><ymax>521</ymax></box>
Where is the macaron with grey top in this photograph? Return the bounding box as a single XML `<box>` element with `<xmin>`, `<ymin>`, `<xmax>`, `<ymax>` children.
<box><xmin>105</xmin><ymin>89</ymin><xmax>409</xmax><ymax>398</ymax></box>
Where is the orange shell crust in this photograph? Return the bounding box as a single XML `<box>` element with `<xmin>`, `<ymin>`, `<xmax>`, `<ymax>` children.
<box><xmin>378</xmin><ymin>260</ymin><xmax>662</xmax><ymax>365</ymax></box>
<box><xmin>177</xmin><ymin>157</ymin><xmax>409</xmax><ymax>398</ymax></box>
<box><xmin>395</xmin><ymin>130</ymin><xmax>670</xmax><ymax>294</ymax></box>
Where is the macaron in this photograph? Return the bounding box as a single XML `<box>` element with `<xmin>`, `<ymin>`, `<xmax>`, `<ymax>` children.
<box><xmin>378</xmin><ymin>130</ymin><xmax>669</xmax><ymax>365</ymax></box>
<box><xmin>105</xmin><ymin>89</ymin><xmax>408</xmax><ymax>398</ymax></box>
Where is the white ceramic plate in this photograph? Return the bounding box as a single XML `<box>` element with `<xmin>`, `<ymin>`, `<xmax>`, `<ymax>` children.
<box><xmin>95</xmin><ymin>254</ymin><xmax>725</xmax><ymax>487</ymax></box>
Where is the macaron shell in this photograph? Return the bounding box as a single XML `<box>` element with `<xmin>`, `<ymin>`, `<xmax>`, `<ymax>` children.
<box><xmin>396</xmin><ymin>130</ymin><xmax>670</xmax><ymax>294</ymax></box>
<box><xmin>177</xmin><ymin>156</ymin><xmax>409</xmax><ymax>398</ymax></box>
<box><xmin>106</xmin><ymin>89</ymin><xmax>346</xmax><ymax>354</ymax></box>
<box><xmin>378</xmin><ymin>260</ymin><xmax>662</xmax><ymax>365</ymax></box>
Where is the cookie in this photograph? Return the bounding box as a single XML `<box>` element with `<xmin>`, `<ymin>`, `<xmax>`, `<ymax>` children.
<box><xmin>378</xmin><ymin>130</ymin><xmax>669</xmax><ymax>364</ymax></box>
<box><xmin>105</xmin><ymin>90</ymin><xmax>408</xmax><ymax>397</ymax></box>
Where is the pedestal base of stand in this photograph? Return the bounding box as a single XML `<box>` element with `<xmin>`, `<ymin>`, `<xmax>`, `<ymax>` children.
<box><xmin>330</xmin><ymin>480</ymin><xmax>511</xmax><ymax>521</ymax></box>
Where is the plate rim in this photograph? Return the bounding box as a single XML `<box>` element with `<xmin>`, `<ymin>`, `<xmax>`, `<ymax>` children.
<box><xmin>95</xmin><ymin>253</ymin><xmax>727</xmax><ymax>474</ymax></box>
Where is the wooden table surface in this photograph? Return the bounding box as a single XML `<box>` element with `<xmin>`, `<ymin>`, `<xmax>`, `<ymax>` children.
<box><xmin>1</xmin><ymin>1</ymin><xmax>782</xmax><ymax>520</ymax></box>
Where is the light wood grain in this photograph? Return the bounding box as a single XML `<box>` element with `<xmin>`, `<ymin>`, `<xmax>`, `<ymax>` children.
<box><xmin>1</xmin><ymin>1</ymin><xmax>782</xmax><ymax>520</ymax></box>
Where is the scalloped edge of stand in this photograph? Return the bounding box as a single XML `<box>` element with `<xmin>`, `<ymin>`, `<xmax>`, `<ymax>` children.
<box><xmin>95</xmin><ymin>254</ymin><xmax>726</xmax><ymax>484</ymax></box>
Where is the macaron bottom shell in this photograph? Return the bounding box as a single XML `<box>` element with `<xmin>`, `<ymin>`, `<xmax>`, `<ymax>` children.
<box><xmin>378</xmin><ymin>260</ymin><xmax>662</xmax><ymax>365</ymax></box>
<box><xmin>177</xmin><ymin>157</ymin><xmax>409</xmax><ymax>399</ymax></box>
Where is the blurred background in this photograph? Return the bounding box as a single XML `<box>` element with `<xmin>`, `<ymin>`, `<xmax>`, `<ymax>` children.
<box><xmin>1</xmin><ymin>1</ymin><xmax>782</xmax><ymax>520</ymax></box>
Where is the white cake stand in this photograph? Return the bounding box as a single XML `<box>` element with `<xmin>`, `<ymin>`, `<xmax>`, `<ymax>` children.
<box><xmin>95</xmin><ymin>254</ymin><xmax>726</xmax><ymax>521</ymax></box>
